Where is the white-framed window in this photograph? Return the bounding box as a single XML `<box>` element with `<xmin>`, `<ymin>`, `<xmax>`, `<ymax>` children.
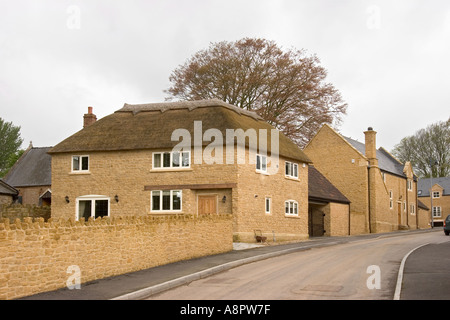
<box><xmin>432</xmin><ymin>206</ymin><xmax>442</xmax><ymax>218</ymax></box>
<box><xmin>410</xmin><ymin>203</ymin><xmax>416</xmax><ymax>215</ymax></box>
<box><xmin>432</xmin><ymin>191</ymin><xmax>440</xmax><ymax>198</ymax></box>
<box><xmin>76</xmin><ymin>195</ymin><xmax>109</xmax><ymax>221</ymax></box>
<box><xmin>265</xmin><ymin>197</ymin><xmax>271</xmax><ymax>214</ymax></box>
<box><xmin>151</xmin><ymin>190</ymin><xmax>182</xmax><ymax>212</ymax></box>
<box><xmin>256</xmin><ymin>154</ymin><xmax>267</xmax><ymax>173</ymax></box>
<box><xmin>407</xmin><ymin>179</ymin><xmax>413</xmax><ymax>191</ymax></box>
<box><xmin>285</xmin><ymin>161</ymin><xmax>298</xmax><ymax>179</ymax></box>
<box><xmin>72</xmin><ymin>155</ymin><xmax>89</xmax><ymax>172</ymax></box>
<box><xmin>153</xmin><ymin>151</ymin><xmax>190</xmax><ymax>169</ymax></box>
<box><xmin>285</xmin><ymin>200</ymin><xmax>298</xmax><ymax>216</ymax></box>
<box><xmin>389</xmin><ymin>190</ymin><xmax>393</xmax><ymax>209</ymax></box>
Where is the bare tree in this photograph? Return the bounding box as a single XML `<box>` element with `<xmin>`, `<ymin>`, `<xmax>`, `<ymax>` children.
<box><xmin>391</xmin><ymin>118</ymin><xmax>450</xmax><ymax>178</ymax></box>
<box><xmin>165</xmin><ymin>38</ymin><xmax>347</xmax><ymax>147</ymax></box>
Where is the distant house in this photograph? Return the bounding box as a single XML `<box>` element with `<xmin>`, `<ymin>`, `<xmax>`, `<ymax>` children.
<box><xmin>3</xmin><ymin>143</ymin><xmax>52</xmax><ymax>206</ymax></box>
<box><xmin>304</xmin><ymin>124</ymin><xmax>422</xmax><ymax>234</ymax></box>
<box><xmin>0</xmin><ymin>179</ymin><xmax>18</xmax><ymax>205</ymax></box>
<box><xmin>308</xmin><ymin>165</ymin><xmax>350</xmax><ymax>237</ymax></box>
<box><xmin>49</xmin><ymin>100</ymin><xmax>312</xmax><ymax>243</ymax></box>
<box><xmin>417</xmin><ymin>176</ymin><xmax>450</xmax><ymax>226</ymax></box>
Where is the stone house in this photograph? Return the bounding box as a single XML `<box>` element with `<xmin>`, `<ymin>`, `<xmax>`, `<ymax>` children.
<box><xmin>304</xmin><ymin>124</ymin><xmax>421</xmax><ymax>234</ymax></box>
<box><xmin>3</xmin><ymin>143</ymin><xmax>52</xmax><ymax>206</ymax></box>
<box><xmin>49</xmin><ymin>100</ymin><xmax>312</xmax><ymax>242</ymax></box>
<box><xmin>417</xmin><ymin>176</ymin><xmax>450</xmax><ymax>226</ymax></box>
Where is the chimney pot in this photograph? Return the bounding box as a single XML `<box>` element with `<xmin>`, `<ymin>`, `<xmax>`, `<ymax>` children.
<box><xmin>83</xmin><ymin>106</ymin><xmax>97</xmax><ymax>128</ymax></box>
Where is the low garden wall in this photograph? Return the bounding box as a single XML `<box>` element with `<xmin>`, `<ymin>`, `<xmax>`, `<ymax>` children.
<box><xmin>0</xmin><ymin>213</ymin><xmax>233</xmax><ymax>300</ymax></box>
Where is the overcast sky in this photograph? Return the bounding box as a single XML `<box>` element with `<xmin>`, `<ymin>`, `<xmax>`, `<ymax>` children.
<box><xmin>1</xmin><ymin>0</ymin><xmax>449</xmax><ymax>152</ymax></box>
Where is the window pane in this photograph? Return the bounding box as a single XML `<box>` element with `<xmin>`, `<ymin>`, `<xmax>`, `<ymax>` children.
<box><xmin>182</xmin><ymin>152</ymin><xmax>190</xmax><ymax>167</ymax></box>
<box><xmin>78</xmin><ymin>200</ymin><xmax>91</xmax><ymax>220</ymax></box>
<box><xmin>81</xmin><ymin>156</ymin><xmax>89</xmax><ymax>171</ymax></box>
<box><xmin>285</xmin><ymin>162</ymin><xmax>290</xmax><ymax>175</ymax></box>
<box><xmin>172</xmin><ymin>152</ymin><xmax>180</xmax><ymax>167</ymax></box>
<box><xmin>285</xmin><ymin>202</ymin><xmax>289</xmax><ymax>214</ymax></box>
<box><xmin>172</xmin><ymin>190</ymin><xmax>181</xmax><ymax>210</ymax></box>
<box><xmin>154</xmin><ymin>153</ymin><xmax>161</xmax><ymax>168</ymax></box>
<box><xmin>73</xmin><ymin>156</ymin><xmax>80</xmax><ymax>171</ymax></box>
<box><xmin>256</xmin><ymin>155</ymin><xmax>261</xmax><ymax>170</ymax></box>
<box><xmin>293</xmin><ymin>164</ymin><xmax>298</xmax><ymax>177</ymax></box>
<box><xmin>290</xmin><ymin>202</ymin><xmax>293</xmax><ymax>214</ymax></box>
<box><xmin>294</xmin><ymin>202</ymin><xmax>298</xmax><ymax>214</ymax></box>
<box><xmin>266</xmin><ymin>198</ymin><xmax>270</xmax><ymax>213</ymax></box>
<box><xmin>95</xmin><ymin>200</ymin><xmax>108</xmax><ymax>218</ymax></box>
<box><xmin>262</xmin><ymin>156</ymin><xmax>267</xmax><ymax>171</ymax></box>
<box><xmin>152</xmin><ymin>191</ymin><xmax>160</xmax><ymax>210</ymax></box>
<box><xmin>163</xmin><ymin>153</ymin><xmax>171</xmax><ymax>167</ymax></box>
<box><xmin>162</xmin><ymin>190</ymin><xmax>171</xmax><ymax>210</ymax></box>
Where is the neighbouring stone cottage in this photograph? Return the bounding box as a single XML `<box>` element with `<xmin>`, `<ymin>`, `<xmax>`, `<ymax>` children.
<box><xmin>304</xmin><ymin>124</ymin><xmax>422</xmax><ymax>234</ymax></box>
<box><xmin>417</xmin><ymin>176</ymin><xmax>450</xmax><ymax>227</ymax></box>
<box><xmin>3</xmin><ymin>143</ymin><xmax>52</xmax><ymax>206</ymax></box>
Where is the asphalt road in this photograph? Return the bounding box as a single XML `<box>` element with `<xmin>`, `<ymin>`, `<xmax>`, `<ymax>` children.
<box><xmin>147</xmin><ymin>230</ymin><xmax>448</xmax><ymax>300</ymax></box>
<box><xmin>400</xmin><ymin>239</ymin><xmax>450</xmax><ymax>300</ymax></box>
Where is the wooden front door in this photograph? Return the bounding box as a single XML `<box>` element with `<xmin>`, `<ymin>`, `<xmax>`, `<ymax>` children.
<box><xmin>198</xmin><ymin>195</ymin><xmax>217</xmax><ymax>215</ymax></box>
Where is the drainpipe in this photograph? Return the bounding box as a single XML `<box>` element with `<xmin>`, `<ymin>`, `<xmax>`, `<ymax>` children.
<box><xmin>367</xmin><ymin>165</ymin><xmax>372</xmax><ymax>233</ymax></box>
<box><xmin>348</xmin><ymin>203</ymin><xmax>351</xmax><ymax>235</ymax></box>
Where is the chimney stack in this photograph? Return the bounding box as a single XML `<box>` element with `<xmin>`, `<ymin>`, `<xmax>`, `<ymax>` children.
<box><xmin>83</xmin><ymin>106</ymin><xmax>97</xmax><ymax>128</ymax></box>
<box><xmin>364</xmin><ymin>127</ymin><xmax>377</xmax><ymax>161</ymax></box>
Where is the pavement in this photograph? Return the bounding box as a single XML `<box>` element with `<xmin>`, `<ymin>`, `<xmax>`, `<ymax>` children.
<box><xmin>398</xmin><ymin>238</ymin><xmax>450</xmax><ymax>300</ymax></box>
<box><xmin>18</xmin><ymin>228</ymin><xmax>445</xmax><ymax>300</ymax></box>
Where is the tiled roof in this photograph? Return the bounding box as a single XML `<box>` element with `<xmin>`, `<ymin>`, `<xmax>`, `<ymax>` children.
<box><xmin>417</xmin><ymin>176</ymin><xmax>450</xmax><ymax>197</ymax></box>
<box><xmin>343</xmin><ymin>136</ymin><xmax>410</xmax><ymax>179</ymax></box>
<box><xmin>0</xmin><ymin>179</ymin><xmax>18</xmax><ymax>196</ymax></box>
<box><xmin>308</xmin><ymin>166</ymin><xmax>350</xmax><ymax>204</ymax></box>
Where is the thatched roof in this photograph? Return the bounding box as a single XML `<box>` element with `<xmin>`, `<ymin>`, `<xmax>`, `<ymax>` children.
<box><xmin>49</xmin><ymin>99</ymin><xmax>311</xmax><ymax>163</ymax></box>
<box><xmin>4</xmin><ymin>147</ymin><xmax>52</xmax><ymax>187</ymax></box>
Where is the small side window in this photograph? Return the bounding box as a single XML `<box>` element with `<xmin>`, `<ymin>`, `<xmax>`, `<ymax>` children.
<box><xmin>72</xmin><ymin>155</ymin><xmax>89</xmax><ymax>172</ymax></box>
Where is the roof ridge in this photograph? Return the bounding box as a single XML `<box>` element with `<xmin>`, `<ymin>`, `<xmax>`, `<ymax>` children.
<box><xmin>116</xmin><ymin>99</ymin><xmax>263</xmax><ymax>121</ymax></box>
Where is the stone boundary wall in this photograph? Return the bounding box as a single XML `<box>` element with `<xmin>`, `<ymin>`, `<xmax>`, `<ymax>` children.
<box><xmin>0</xmin><ymin>204</ymin><xmax>51</xmax><ymax>222</ymax></box>
<box><xmin>0</xmin><ymin>214</ymin><xmax>233</xmax><ymax>300</ymax></box>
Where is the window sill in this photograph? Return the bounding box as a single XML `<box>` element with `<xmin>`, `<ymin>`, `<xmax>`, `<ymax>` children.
<box><xmin>69</xmin><ymin>171</ymin><xmax>91</xmax><ymax>175</ymax></box>
<box><xmin>255</xmin><ymin>170</ymin><xmax>269</xmax><ymax>176</ymax></box>
<box><xmin>151</xmin><ymin>168</ymin><xmax>193</xmax><ymax>172</ymax></box>
<box><xmin>284</xmin><ymin>176</ymin><xmax>299</xmax><ymax>181</ymax></box>
<box><xmin>149</xmin><ymin>211</ymin><xmax>184</xmax><ymax>215</ymax></box>
<box><xmin>284</xmin><ymin>214</ymin><xmax>300</xmax><ymax>218</ymax></box>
